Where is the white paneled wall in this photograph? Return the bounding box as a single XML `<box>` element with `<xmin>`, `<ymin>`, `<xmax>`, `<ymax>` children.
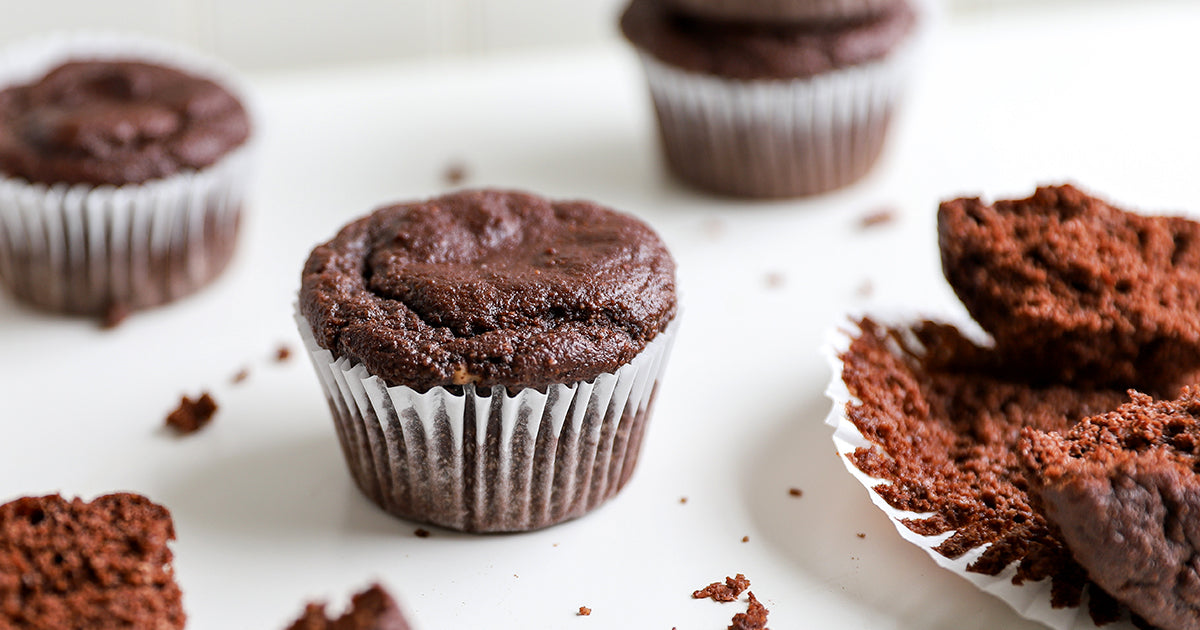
<box><xmin>0</xmin><ymin>0</ymin><xmax>1151</xmax><ymax>71</ymax></box>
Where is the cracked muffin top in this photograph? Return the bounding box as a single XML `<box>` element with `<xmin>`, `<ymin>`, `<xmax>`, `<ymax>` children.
<box><xmin>299</xmin><ymin>189</ymin><xmax>677</xmax><ymax>391</ymax></box>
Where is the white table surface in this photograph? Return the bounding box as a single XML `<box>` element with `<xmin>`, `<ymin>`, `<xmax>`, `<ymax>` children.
<box><xmin>3</xmin><ymin>3</ymin><xmax>1200</xmax><ymax>628</ymax></box>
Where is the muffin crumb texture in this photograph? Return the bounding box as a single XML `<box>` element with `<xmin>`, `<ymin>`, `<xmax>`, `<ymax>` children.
<box><xmin>165</xmin><ymin>392</ymin><xmax>218</xmax><ymax>434</ymax></box>
<box><xmin>284</xmin><ymin>584</ymin><xmax>410</xmax><ymax>630</ymax></box>
<box><xmin>729</xmin><ymin>592</ymin><xmax>770</xmax><ymax>630</ymax></box>
<box><xmin>693</xmin><ymin>574</ymin><xmax>751</xmax><ymax>603</ymax></box>
<box><xmin>0</xmin><ymin>493</ymin><xmax>184</xmax><ymax>629</ymax></box>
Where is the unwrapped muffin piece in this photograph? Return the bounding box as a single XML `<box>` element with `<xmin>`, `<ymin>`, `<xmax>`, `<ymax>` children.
<box><xmin>938</xmin><ymin>184</ymin><xmax>1200</xmax><ymax>392</ymax></box>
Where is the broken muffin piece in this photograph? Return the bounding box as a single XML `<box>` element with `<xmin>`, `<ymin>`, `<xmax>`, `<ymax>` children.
<box><xmin>1021</xmin><ymin>388</ymin><xmax>1200</xmax><ymax>630</ymax></box>
<box><xmin>938</xmin><ymin>184</ymin><xmax>1200</xmax><ymax>392</ymax></box>
<box><xmin>0</xmin><ymin>493</ymin><xmax>185</xmax><ymax>629</ymax></box>
<box><xmin>284</xmin><ymin>583</ymin><xmax>410</xmax><ymax>630</ymax></box>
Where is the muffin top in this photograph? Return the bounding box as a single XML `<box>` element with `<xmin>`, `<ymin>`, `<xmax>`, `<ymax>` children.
<box><xmin>1019</xmin><ymin>389</ymin><xmax>1200</xmax><ymax>630</ymax></box>
<box><xmin>0</xmin><ymin>60</ymin><xmax>251</xmax><ymax>186</ymax></box>
<box><xmin>938</xmin><ymin>184</ymin><xmax>1200</xmax><ymax>393</ymax></box>
<box><xmin>300</xmin><ymin>189</ymin><xmax>678</xmax><ymax>391</ymax></box>
<box><xmin>620</xmin><ymin>0</ymin><xmax>916</xmax><ymax>80</ymax></box>
<box><xmin>664</xmin><ymin>0</ymin><xmax>903</xmax><ymax>25</ymax></box>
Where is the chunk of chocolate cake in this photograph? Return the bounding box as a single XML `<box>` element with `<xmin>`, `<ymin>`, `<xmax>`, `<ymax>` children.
<box><xmin>938</xmin><ymin>184</ymin><xmax>1200</xmax><ymax>392</ymax></box>
<box><xmin>284</xmin><ymin>584</ymin><xmax>410</xmax><ymax>630</ymax></box>
<box><xmin>1021</xmin><ymin>389</ymin><xmax>1200</xmax><ymax>630</ymax></box>
<box><xmin>0</xmin><ymin>493</ymin><xmax>185</xmax><ymax>629</ymax></box>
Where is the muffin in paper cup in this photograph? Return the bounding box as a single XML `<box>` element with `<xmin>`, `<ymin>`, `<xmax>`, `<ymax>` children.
<box><xmin>297</xmin><ymin>190</ymin><xmax>679</xmax><ymax>533</ymax></box>
<box><xmin>666</xmin><ymin>0</ymin><xmax>904</xmax><ymax>26</ymax></box>
<box><xmin>0</xmin><ymin>33</ymin><xmax>255</xmax><ymax>318</ymax></box>
<box><xmin>621</xmin><ymin>0</ymin><xmax>920</xmax><ymax>199</ymax></box>
<box><xmin>823</xmin><ymin>313</ymin><xmax>1141</xmax><ymax>630</ymax></box>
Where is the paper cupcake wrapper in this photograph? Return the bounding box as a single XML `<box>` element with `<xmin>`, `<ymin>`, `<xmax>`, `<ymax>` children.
<box><xmin>666</xmin><ymin>0</ymin><xmax>902</xmax><ymax>24</ymax></box>
<box><xmin>296</xmin><ymin>312</ymin><xmax>679</xmax><ymax>533</ymax></box>
<box><xmin>0</xmin><ymin>33</ymin><xmax>256</xmax><ymax>315</ymax></box>
<box><xmin>635</xmin><ymin>25</ymin><xmax>917</xmax><ymax>199</ymax></box>
<box><xmin>823</xmin><ymin>313</ymin><xmax>1137</xmax><ymax>630</ymax></box>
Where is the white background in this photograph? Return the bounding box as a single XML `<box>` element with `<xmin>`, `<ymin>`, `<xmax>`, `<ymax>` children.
<box><xmin>0</xmin><ymin>0</ymin><xmax>1181</xmax><ymax>71</ymax></box>
<box><xmin>1</xmin><ymin>1</ymin><xmax>1199</xmax><ymax>629</ymax></box>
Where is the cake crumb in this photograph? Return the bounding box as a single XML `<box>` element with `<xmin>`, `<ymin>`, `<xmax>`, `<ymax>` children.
<box><xmin>101</xmin><ymin>303</ymin><xmax>129</xmax><ymax>329</ymax></box>
<box><xmin>414</xmin><ymin>528</ymin><xmax>431</xmax><ymax>538</ymax></box>
<box><xmin>856</xmin><ymin>532</ymin><xmax>866</xmax><ymax>539</ymax></box>
<box><xmin>730</xmin><ymin>592</ymin><xmax>770</xmax><ymax>630</ymax></box>
<box><xmin>275</xmin><ymin>345</ymin><xmax>293</xmax><ymax>362</ymax></box>
<box><xmin>764</xmin><ymin>272</ymin><xmax>785</xmax><ymax>289</ymax></box>
<box><xmin>577</xmin><ymin>606</ymin><xmax>591</xmax><ymax>616</ymax></box>
<box><xmin>165</xmin><ymin>393</ymin><xmax>217</xmax><ymax>435</ymax></box>
<box><xmin>443</xmin><ymin>161</ymin><xmax>469</xmax><ymax>186</ymax></box>
<box><xmin>693</xmin><ymin>574</ymin><xmax>750</xmax><ymax>602</ymax></box>
<box><xmin>858</xmin><ymin>207</ymin><xmax>896</xmax><ymax>229</ymax></box>
<box><xmin>231</xmin><ymin>368</ymin><xmax>249</xmax><ymax>385</ymax></box>
<box><xmin>741</xmin><ymin>536</ymin><xmax>750</xmax><ymax>543</ymax></box>
<box><xmin>679</xmin><ymin>497</ymin><xmax>688</xmax><ymax>505</ymax></box>
<box><xmin>788</xmin><ymin>488</ymin><xmax>803</xmax><ymax>498</ymax></box>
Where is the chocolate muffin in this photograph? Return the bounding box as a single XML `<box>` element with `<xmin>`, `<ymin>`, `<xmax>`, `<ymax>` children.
<box><xmin>284</xmin><ymin>584</ymin><xmax>411</xmax><ymax>630</ymax></box>
<box><xmin>1021</xmin><ymin>389</ymin><xmax>1200</xmax><ymax>630</ymax></box>
<box><xmin>0</xmin><ymin>493</ymin><xmax>185</xmax><ymax>629</ymax></box>
<box><xmin>0</xmin><ymin>37</ymin><xmax>254</xmax><ymax>319</ymax></box>
<box><xmin>297</xmin><ymin>189</ymin><xmax>679</xmax><ymax>532</ymax></box>
<box><xmin>665</xmin><ymin>0</ymin><xmax>902</xmax><ymax>24</ymax></box>
<box><xmin>939</xmin><ymin>184</ymin><xmax>1200</xmax><ymax>393</ymax></box>
<box><xmin>621</xmin><ymin>0</ymin><xmax>918</xmax><ymax>198</ymax></box>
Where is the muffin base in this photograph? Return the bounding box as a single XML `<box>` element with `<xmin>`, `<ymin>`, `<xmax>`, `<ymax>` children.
<box><xmin>297</xmin><ymin>313</ymin><xmax>678</xmax><ymax>533</ymax></box>
<box><xmin>666</xmin><ymin>0</ymin><xmax>902</xmax><ymax>24</ymax></box>
<box><xmin>638</xmin><ymin>42</ymin><xmax>912</xmax><ymax>199</ymax></box>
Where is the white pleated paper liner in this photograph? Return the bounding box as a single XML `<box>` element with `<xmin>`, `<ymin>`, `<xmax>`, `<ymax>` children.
<box><xmin>0</xmin><ymin>33</ymin><xmax>257</xmax><ymax>315</ymax></box>
<box><xmin>296</xmin><ymin>311</ymin><xmax>679</xmax><ymax>533</ymax></box>
<box><xmin>633</xmin><ymin>22</ymin><xmax>919</xmax><ymax>198</ymax></box>
<box><xmin>823</xmin><ymin>312</ymin><xmax>1138</xmax><ymax>630</ymax></box>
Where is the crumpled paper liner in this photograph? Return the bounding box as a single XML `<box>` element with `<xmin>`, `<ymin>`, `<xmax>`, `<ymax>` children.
<box><xmin>823</xmin><ymin>313</ymin><xmax>1137</xmax><ymax>630</ymax></box>
<box><xmin>297</xmin><ymin>311</ymin><xmax>679</xmax><ymax>533</ymax></box>
<box><xmin>0</xmin><ymin>33</ymin><xmax>256</xmax><ymax>315</ymax></box>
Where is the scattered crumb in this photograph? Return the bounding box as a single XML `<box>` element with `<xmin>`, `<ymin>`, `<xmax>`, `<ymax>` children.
<box><xmin>165</xmin><ymin>393</ymin><xmax>218</xmax><ymax>435</ymax></box>
<box><xmin>729</xmin><ymin>592</ymin><xmax>770</xmax><ymax>630</ymax></box>
<box><xmin>693</xmin><ymin>574</ymin><xmax>750</xmax><ymax>603</ymax></box>
<box><xmin>231</xmin><ymin>368</ymin><xmax>250</xmax><ymax>385</ymax></box>
<box><xmin>856</xmin><ymin>279</ymin><xmax>875</xmax><ymax>298</ymax></box>
<box><xmin>553</xmin><ymin>543</ymin><xmax>559</xmax><ymax>548</ymax></box>
<box><xmin>414</xmin><ymin>528</ymin><xmax>431</xmax><ymax>538</ymax></box>
<box><xmin>764</xmin><ymin>272</ymin><xmax>785</xmax><ymax>289</ymax></box>
<box><xmin>275</xmin><ymin>345</ymin><xmax>293</xmax><ymax>362</ymax></box>
<box><xmin>443</xmin><ymin>161</ymin><xmax>469</xmax><ymax>186</ymax></box>
<box><xmin>858</xmin><ymin>207</ymin><xmax>897</xmax><ymax>229</ymax></box>
<box><xmin>703</xmin><ymin>218</ymin><xmax>726</xmax><ymax>240</ymax></box>
<box><xmin>577</xmin><ymin>606</ymin><xmax>591</xmax><ymax>617</ymax></box>
<box><xmin>741</xmin><ymin>536</ymin><xmax>750</xmax><ymax>543</ymax></box>
<box><xmin>679</xmin><ymin>497</ymin><xmax>688</xmax><ymax>505</ymax></box>
<box><xmin>788</xmin><ymin>488</ymin><xmax>803</xmax><ymax>498</ymax></box>
<box><xmin>856</xmin><ymin>532</ymin><xmax>866</xmax><ymax>539</ymax></box>
<box><xmin>101</xmin><ymin>303</ymin><xmax>129</xmax><ymax>329</ymax></box>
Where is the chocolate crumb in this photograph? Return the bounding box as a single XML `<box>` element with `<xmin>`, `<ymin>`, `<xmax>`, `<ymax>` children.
<box><xmin>679</xmin><ymin>497</ymin><xmax>688</xmax><ymax>505</ymax></box>
<box><xmin>856</xmin><ymin>533</ymin><xmax>866</xmax><ymax>539</ymax></box>
<box><xmin>577</xmin><ymin>606</ymin><xmax>591</xmax><ymax>616</ymax></box>
<box><xmin>284</xmin><ymin>583</ymin><xmax>410</xmax><ymax>630</ymax></box>
<box><xmin>764</xmin><ymin>272</ymin><xmax>785</xmax><ymax>289</ymax></box>
<box><xmin>443</xmin><ymin>161</ymin><xmax>469</xmax><ymax>186</ymax></box>
<box><xmin>858</xmin><ymin>207</ymin><xmax>896</xmax><ymax>229</ymax></box>
<box><xmin>741</xmin><ymin>536</ymin><xmax>750</xmax><ymax>543</ymax></box>
<box><xmin>275</xmin><ymin>345</ymin><xmax>293</xmax><ymax>362</ymax></box>
<box><xmin>729</xmin><ymin>592</ymin><xmax>769</xmax><ymax>630</ymax></box>
<box><xmin>165</xmin><ymin>393</ymin><xmax>217</xmax><ymax>434</ymax></box>
<box><xmin>231</xmin><ymin>368</ymin><xmax>249</xmax><ymax>385</ymax></box>
<box><xmin>693</xmin><ymin>574</ymin><xmax>750</xmax><ymax>603</ymax></box>
<box><xmin>101</xmin><ymin>303</ymin><xmax>129</xmax><ymax>329</ymax></box>
<box><xmin>413</xmin><ymin>528</ymin><xmax>430</xmax><ymax>538</ymax></box>
<box><xmin>788</xmin><ymin>488</ymin><xmax>803</xmax><ymax>498</ymax></box>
